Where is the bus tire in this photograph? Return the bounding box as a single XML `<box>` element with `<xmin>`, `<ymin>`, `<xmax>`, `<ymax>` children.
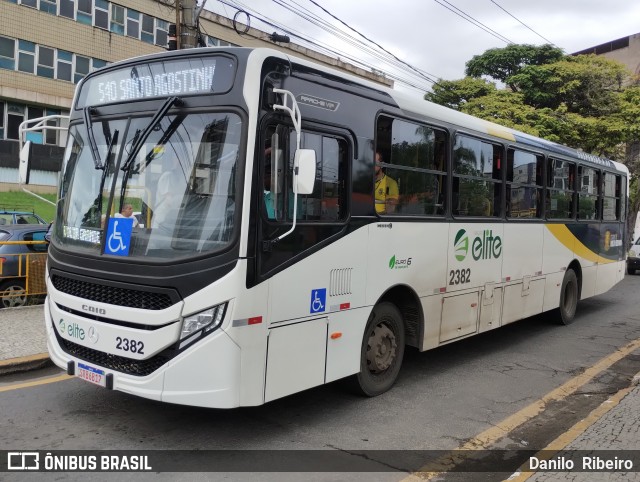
<box><xmin>557</xmin><ymin>269</ymin><xmax>578</xmax><ymax>325</ymax></box>
<box><xmin>352</xmin><ymin>302</ymin><xmax>405</xmax><ymax>397</ymax></box>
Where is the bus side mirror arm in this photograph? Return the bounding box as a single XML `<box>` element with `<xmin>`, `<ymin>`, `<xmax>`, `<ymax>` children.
<box><xmin>267</xmin><ymin>89</ymin><xmax>316</xmax><ymax>246</ymax></box>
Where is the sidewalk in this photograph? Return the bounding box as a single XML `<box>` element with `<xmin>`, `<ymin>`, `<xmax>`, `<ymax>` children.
<box><xmin>0</xmin><ymin>304</ymin><xmax>638</xmax><ymax>480</ymax></box>
<box><xmin>0</xmin><ymin>304</ymin><xmax>50</xmax><ymax>375</ymax></box>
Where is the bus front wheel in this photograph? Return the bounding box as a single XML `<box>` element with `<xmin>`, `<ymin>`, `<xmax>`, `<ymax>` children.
<box><xmin>558</xmin><ymin>269</ymin><xmax>579</xmax><ymax>325</ymax></box>
<box><xmin>353</xmin><ymin>302</ymin><xmax>405</xmax><ymax>397</ymax></box>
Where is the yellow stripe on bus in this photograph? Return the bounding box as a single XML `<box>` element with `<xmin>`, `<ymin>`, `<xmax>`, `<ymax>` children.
<box><xmin>545</xmin><ymin>224</ymin><xmax>614</xmax><ymax>264</ymax></box>
<box><xmin>486</xmin><ymin>125</ymin><xmax>515</xmax><ymax>141</ymax></box>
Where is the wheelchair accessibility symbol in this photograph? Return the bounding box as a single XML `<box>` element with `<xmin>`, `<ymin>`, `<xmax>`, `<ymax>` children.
<box><xmin>105</xmin><ymin>218</ymin><xmax>133</xmax><ymax>256</ymax></box>
<box><xmin>309</xmin><ymin>288</ymin><xmax>326</xmax><ymax>314</ymax></box>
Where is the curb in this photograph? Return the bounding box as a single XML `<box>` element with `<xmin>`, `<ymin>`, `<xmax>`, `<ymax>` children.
<box><xmin>0</xmin><ymin>353</ymin><xmax>52</xmax><ymax>376</ymax></box>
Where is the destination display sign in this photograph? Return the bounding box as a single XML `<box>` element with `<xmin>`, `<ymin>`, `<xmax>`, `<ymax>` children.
<box><xmin>76</xmin><ymin>56</ymin><xmax>236</xmax><ymax>108</ymax></box>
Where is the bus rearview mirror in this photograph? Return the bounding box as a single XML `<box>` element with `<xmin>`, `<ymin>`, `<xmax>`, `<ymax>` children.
<box><xmin>295</xmin><ymin>149</ymin><xmax>316</xmax><ymax>195</ymax></box>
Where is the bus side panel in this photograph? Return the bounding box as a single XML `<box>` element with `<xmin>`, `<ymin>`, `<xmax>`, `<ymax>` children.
<box><xmin>595</xmin><ymin>222</ymin><xmax>625</xmax><ymax>295</ymax></box>
<box><xmin>502</xmin><ymin>224</ymin><xmax>543</xmax><ymax>281</ymax></box>
<box><xmin>446</xmin><ymin>224</ymin><xmax>504</xmax><ymax>296</ymax></box>
<box><xmin>366</xmin><ymin>222</ymin><xmax>450</xmax><ymax>303</ymax></box>
<box><xmin>267</xmin><ymin>228</ymin><xmax>368</xmax><ymax>324</ymax></box>
<box><xmin>501</xmin><ymin>224</ymin><xmax>545</xmax><ymax>325</ymax></box>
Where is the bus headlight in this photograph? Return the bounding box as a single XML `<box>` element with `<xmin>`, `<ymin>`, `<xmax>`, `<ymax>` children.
<box><xmin>179</xmin><ymin>302</ymin><xmax>227</xmax><ymax>349</ymax></box>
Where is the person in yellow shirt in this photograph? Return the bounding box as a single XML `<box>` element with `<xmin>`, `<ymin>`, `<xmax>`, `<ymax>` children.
<box><xmin>374</xmin><ymin>151</ymin><xmax>399</xmax><ymax>214</ymax></box>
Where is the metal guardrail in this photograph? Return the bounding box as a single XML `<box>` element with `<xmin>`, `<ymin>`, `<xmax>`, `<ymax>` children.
<box><xmin>0</xmin><ymin>240</ymin><xmax>47</xmax><ymax>308</ymax></box>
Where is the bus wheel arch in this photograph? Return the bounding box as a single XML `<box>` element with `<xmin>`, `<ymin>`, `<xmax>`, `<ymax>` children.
<box><xmin>349</xmin><ymin>285</ymin><xmax>422</xmax><ymax>397</ymax></box>
<box><xmin>557</xmin><ymin>261</ymin><xmax>582</xmax><ymax>325</ymax></box>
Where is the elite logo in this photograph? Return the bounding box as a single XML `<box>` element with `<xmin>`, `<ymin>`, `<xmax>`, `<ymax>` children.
<box><xmin>454</xmin><ymin>229</ymin><xmax>469</xmax><ymax>261</ymax></box>
<box><xmin>454</xmin><ymin>228</ymin><xmax>502</xmax><ymax>261</ymax></box>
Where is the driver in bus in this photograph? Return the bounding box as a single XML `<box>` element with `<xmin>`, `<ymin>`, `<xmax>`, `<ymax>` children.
<box><xmin>374</xmin><ymin>150</ymin><xmax>399</xmax><ymax>215</ymax></box>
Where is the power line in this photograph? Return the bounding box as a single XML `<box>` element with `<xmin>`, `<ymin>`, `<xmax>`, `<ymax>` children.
<box><xmin>275</xmin><ymin>0</ymin><xmax>439</xmax><ymax>83</ymax></box>
<box><xmin>215</xmin><ymin>0</ymin><xmax>439</xmax><ymax>91</ymax></box>
<box><xmin>432</xmin><ymin>0</ymin><xmax>513</xmax><ymax>44</ymax></box>
<box><xmin>304</xmin><ymin>0</ymin><xmax>440</xmax><ymax>84</ymax></box>
<box><xmin>490</xmin><ymin>0</ymin><xmax>557</xmax><ymax>47</ymax></box>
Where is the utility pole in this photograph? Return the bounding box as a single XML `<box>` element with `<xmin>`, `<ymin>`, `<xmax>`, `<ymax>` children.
<box><xmin>180</xmin><ymin>0</ymin><xmax>198</xmax><ymax>49</ymax></box>
<box><xmin>170</xmin><ymin>0</ymin><xmax>207</xmax><ymax>50</ymax></box>
<box><xmin>174</xmin><ymin>1</ymin><xmax>181</xmax><ymax>50</ymax></box>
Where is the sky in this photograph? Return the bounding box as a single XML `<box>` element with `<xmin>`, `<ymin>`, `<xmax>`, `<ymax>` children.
<box><xmin>205</xmin><ymin>0</ymin><xmax>640</xmax><ymax>95</ymax></box>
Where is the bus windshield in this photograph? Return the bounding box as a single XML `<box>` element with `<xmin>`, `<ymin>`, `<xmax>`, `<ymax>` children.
<box><xmin>54</xmin><ymin>111</ymin><xmax>243</xmax><ymax>261</ymax></box>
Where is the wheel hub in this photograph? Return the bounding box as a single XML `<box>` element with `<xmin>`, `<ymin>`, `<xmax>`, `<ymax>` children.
<box><xmin>366</xmin><ymin>323</ymin><xmax>397</xmax><ymax>373</ymax></box>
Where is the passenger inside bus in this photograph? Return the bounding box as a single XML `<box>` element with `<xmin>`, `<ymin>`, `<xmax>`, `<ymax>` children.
<box><xmin>374</xmin><ymin>151</ymin><xmax>399</xmax><ymax>215</ymax></box>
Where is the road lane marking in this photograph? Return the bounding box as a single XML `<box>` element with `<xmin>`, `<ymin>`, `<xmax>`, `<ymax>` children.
<box><xmin>506</xmin><ymin>382</ymin><xmax>636</xmax><ymax>481</ymax></box>
<box><xmin>401</xmin><ymin>336</ymin><xmax>640</xmax><ymax>480</ymax></box>
<box><xmin>0</xmin><ymin>373</ymin><xmax>73</xmax><ymax>393</ymax></box>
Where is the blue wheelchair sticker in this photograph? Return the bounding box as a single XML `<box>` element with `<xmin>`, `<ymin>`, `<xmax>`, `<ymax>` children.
<box><xmin>105</xmin><ymin>217</ymin><xmax>133</xmax><ymax>256</ymax></box>
<box><xmin>310</xmin><ymin>288</ymin><xmax>326</xmax><ymax>314</ymax></box>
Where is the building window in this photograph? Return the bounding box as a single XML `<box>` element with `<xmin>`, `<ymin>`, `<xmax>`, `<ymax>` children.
<box><xmin>7</xmin><ymin>103</ymin><xmax>25</xmax><ymax>140</ymax></box>
<box><xmin>110</xmin><ymin>4</ymin><xmax>124</xmax><ymax>35</ymax></box>
<box><xmin>37</xmin><ymin>45</ymin><xmax>55</xmax><ymax>78</ymax></box>
<box><xmin>77</xmin><ymin>0</ymin><xmax>92</xmax><ymax>25</ymax></box>
<box><xmin>155</xmin><ymin>19</ymin><xmax>168</xmax><ymax>47</ymax></box>
<box><xmin>45</xmin><ymin>108</ymin><xmax>61</xmax><ymax>145</ymax></box>
<box><xmin>18</xmin><ymin>40</ymin><xmax>36</xmax><ymax>74</ymax></box>
<box><xmin>92</xmin><ymin>58</ymin><xmax>107</xmax><ymax>71</ymax></box>
<box><xmin>94</xmin><ymin>0</ymin><xmax>108</xmax><ymax>29</ymax></box>
<box><xmin>59</xmin><ymin>0</ymin><xmax>75</xmax><ymax>19</ymax></box>
<box><xmin>207</xmin><ymin>36</ymin><xmax>219</xmax><ymax>47</ymax></box>
<box><xmin>140</xmin><ymin>14</ymin><xmax>154</xmax><ymax>44</ymax></box>
<box><xmin>57</xmin><ymin>49</ymin><xmax>73</xmax><ymax>81</ymax></box>
<box><xmin>39</xmin><ymin>0</ymin><xmax>57</xmax><ymax>14</ymax></box>
<box><xmin>74</xmin><ymin>54</ymin><xmax>90</xmax><ymax>83</ymax></box>
<box><xmin>0</xmin><ymin>36</ymin><xmax>16</xmax><ymax>70</ymax></box>
<box><xmin>126</xmin><ymin>9</ymin><xmax>140</xmax><ymax>39</ymax></box>
<box><xmin>21</xmin><ymin>0</ymin><xmax>38</xmax><ymax>7</ymax></box>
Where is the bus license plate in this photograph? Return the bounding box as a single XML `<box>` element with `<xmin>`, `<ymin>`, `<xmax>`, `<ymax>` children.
<box><xmin>77</xmin><ymin>362</ymin><xmax>106</xmax><ymax>388</ymax></box>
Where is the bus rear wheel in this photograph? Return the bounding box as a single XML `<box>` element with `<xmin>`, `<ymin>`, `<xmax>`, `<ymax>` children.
<box><xmin>557</xmin><ymin>269</ymin><xmax>578</xmax><ymax>325</ymax></box>
<box><xmin>353</xmin><ymin>302</ymin><xmax>405</xmax><ymax>397</ymax></box>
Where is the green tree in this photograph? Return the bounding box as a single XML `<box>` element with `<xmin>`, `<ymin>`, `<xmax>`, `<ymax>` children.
<box><xmin>424</xmin><ymin>77</ymin><xmax>496</xmax><ymax>110</ymax></box>
<box><xmin>465</xmin><ymin>44</ymin><xmax>564</xmax><ymax>91</ymax></box>
<box><xmin>428</xmin><ymin>43</ymin><xmax>640</xmax><ymax>236</ymax></box>
<box><xmin>508</xmin><ymin>55</ymin><xmax>628</xmax><ymax>115</ymax></box>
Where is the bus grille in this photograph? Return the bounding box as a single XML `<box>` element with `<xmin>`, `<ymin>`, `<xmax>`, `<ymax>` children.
<box><xmin>54</xmin><ymin>328</ymin><xmax>172</xmax><ymax>376</ymax></box>
<box><xmin>51</xmin><ymin>274</ymin><xmax>173</xmax><ymax>310</ymax></box>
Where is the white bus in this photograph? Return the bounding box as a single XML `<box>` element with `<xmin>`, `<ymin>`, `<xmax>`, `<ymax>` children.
<box><xmin>21</xmin><ymin>47</ymin><xmax>628</xmax><ymax>408</ymax></box>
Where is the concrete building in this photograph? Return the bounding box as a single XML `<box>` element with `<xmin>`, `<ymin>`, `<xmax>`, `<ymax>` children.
<box><xmin>0</xmin><ymin>0</ymin><xmax>391</xmax><ymax>188</ymax></box>
<box><xmin>574</xmin><ymin>32</ymin><xmax>640</xmax><ymax>77</ymax></box>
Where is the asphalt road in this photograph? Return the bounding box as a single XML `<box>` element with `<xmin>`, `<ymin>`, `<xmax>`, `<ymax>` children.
<box><xmin>1</xmin><ymin>274</ymin><xmax>640</xmax><ymax>482</ymax></box>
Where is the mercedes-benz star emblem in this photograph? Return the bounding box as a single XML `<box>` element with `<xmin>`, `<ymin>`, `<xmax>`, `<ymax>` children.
<box><xmin>87</xmin><ymin>326</ymin><xmax>99</xmax><ymax>344</ymax></box>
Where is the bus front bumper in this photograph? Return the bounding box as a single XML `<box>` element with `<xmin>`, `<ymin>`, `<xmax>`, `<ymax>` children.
<box><xmin>45</xmin><ymin>301</ymin><xmax>242</xmax><ymax>409</ymax></box>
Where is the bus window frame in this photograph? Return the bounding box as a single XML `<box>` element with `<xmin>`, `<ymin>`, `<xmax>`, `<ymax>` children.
<box><xmin>374</xmin><ymin>113</ymin><xmax>449</xmax><ymax>218</ymax></box>
<box><xmin>451</xmin><ymin>131</ymin><xmax>504</xmax><ymax>219</ymax></box>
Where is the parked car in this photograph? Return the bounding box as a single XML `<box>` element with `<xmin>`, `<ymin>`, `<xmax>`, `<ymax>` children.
<box><xmin>0</xmin><ymin>224</ymin><xmax>49</xmax><ymax>308</ymax></box>
<box><xmin>628</xmin><ymin>237</ymin><xmax>640</xmax><ymax>275</ymax></box>
<box><xmin>0</xmin><ymin>209</ymin><xmax>47</xmax><ymax>225</ymax></box>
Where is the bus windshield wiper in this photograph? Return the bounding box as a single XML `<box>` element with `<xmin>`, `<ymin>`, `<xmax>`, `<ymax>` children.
<box><xmin>120</xmin><ymin>96</ymin><xmax>181</xmax><ymax>173</ymax></box>
<box><xmin>83</xmin><ymin>107</ymin><xmax>103</xmax><ymax>170</ymax></box>
<box><xmin>97</xmin><ymin>129</ymin><xmax>119</xmax><ymax>213</ymax></box>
